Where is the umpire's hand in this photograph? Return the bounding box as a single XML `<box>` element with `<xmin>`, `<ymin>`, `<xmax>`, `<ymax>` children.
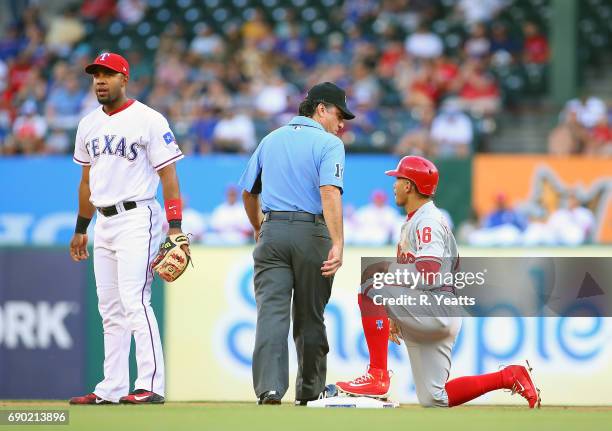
<box><xmin>321</xmin><ymin>243</ymin><xmax>343</xmax><ymax>277</ymax></box>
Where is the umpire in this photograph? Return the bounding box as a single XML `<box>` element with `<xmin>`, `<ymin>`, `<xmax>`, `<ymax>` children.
<box><xmin>239</xmin><ymin>82</ymin><xmax>354</xmax><ymax>405</ymax></box>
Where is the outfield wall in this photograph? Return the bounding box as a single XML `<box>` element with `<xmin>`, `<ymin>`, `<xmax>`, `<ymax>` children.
<box><xmin>1</xmin><ymin>246</ymin><xmax>610</xmax><ymax>403</ymax></box>
<box><xmin>165</xmin><ymin>246</ymin><xmax>612</xmax><ymax>405</ymax></box>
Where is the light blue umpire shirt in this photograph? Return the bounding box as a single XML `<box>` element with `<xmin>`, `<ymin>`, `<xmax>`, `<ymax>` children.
<box><xmin>238</xmin><ymin>115</ymin><xmax>345</xmax><ymax>214</ymax></box>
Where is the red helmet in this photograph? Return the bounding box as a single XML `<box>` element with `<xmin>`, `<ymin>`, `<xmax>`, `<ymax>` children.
<box><xmin>385</xmin><ymin>156</ymin><xmax>439</xmax><ymax>196</ymax></box>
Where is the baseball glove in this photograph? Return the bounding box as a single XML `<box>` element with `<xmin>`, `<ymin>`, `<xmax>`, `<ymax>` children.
<box><xmin>151</xmin><ymin>233</ymin><xmax>191</xmax><ymax>282</ymax></box>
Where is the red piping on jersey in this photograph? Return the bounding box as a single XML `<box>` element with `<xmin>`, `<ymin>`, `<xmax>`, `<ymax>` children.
<box><xmin>104</xmin><ymin>99</ymin><xmax>135</xmax><ymax>116</ymax></box>
<box><xmin>406</xmin><ymin>209</ymin><xmax>417</xmax><ymax>220</ymax></box>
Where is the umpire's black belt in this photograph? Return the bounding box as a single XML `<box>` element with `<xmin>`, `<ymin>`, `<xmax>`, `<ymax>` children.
<box><xmin>98</xmin><ymin>201</ymin><xmax>137</xmax><ymax>217</ymax></box>
<box><xmin>264</xmin><ymin>211</ymin><xmax>325</xmax><ymax>224</ymax></box>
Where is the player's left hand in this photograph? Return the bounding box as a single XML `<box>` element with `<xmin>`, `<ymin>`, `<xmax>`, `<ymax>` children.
<box><xmin>152</xmin><ymin>231</ymin><xmax>191</xmax><ymax>282</ymax></box>
<box><xmin>389</xmin><ymin>318</ymin><xmax>402</xmax><ymax>345</ymax></box>
<box><xmin>168</xmin><ymin>227</ymin><xmax>191</xmax><ymax>256</ymax></box>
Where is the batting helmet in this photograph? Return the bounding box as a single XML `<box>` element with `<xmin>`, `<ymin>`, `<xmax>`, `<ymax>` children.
<box><xmin>385</xmin><ymin>156</ymin><xmax>439</xmax><ymax>196</ymax></box>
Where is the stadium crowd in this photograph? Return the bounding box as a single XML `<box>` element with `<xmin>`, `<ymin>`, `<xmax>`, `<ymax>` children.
<box><xmin>0</xmin><ymin>0</ymin><xmax>573</xmax><ymax>157</ymax></box>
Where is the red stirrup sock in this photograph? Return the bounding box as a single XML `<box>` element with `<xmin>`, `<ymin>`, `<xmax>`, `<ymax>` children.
<box><xmin>445</xmin><ymin>370</ymin><xmax>507</xmax><ymax>407</ymax></box>
<box><xmin>358</xmin><ymin>293</ymin><xmax>390</xmax><ymax>371</ymax></box>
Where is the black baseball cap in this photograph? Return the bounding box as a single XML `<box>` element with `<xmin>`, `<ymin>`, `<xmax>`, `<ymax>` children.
<box><xmin>306</xmin><ymin>82</ymin><xmax>355</xmax><ymax>120</ymax></box>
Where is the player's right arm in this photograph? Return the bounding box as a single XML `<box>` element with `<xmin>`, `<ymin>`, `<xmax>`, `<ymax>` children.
<box><xmin>70</xmin><ymin>165</ymin><xmax>95</xmax><ymax>262</ymax></box>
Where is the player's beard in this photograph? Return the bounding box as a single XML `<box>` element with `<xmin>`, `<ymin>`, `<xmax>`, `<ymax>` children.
<box><xmin>96</xmin><ymin>91</ymin><xmax>117</xmax><ymax>105</ymax></box>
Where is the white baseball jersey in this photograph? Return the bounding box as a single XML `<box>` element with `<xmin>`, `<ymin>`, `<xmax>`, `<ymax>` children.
<box><xmin>391</xmin><ymin>201</ymin><xmax>458</xmax><ymax>289</ymax></box>
<box><xmin>72</xmin><ymin>100</ymin><xmax>183</xmax><ymax>207</ymax></box>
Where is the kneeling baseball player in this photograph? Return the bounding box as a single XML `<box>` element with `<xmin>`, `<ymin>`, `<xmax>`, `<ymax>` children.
<box><xmin>336</xmin><ymin>156</ymin><xmax>540</xmax><ymax>408</ymax></box>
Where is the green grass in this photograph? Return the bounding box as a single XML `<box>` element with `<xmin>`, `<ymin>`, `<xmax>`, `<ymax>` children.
<box><xmin>1</xmin><ymin>402</ymin><xmax>611</xmax><ymax>431</ymax></box>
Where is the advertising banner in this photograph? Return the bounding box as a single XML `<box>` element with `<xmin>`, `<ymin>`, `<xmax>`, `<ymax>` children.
<box><xmin>0</xmin><ymin>248</ymin><xmax>86</xmax><ymax>398</ymax></box>
<box><xmin>473</xmin><ymin>155</ymin><xmax>612</xmax><ymax>243</ymax></box>
<box><xmin>166</xmin><ymin>246</ymin><xmax>612</xmax><ymax>405</ymax></box>
<box><xmin>0</xmin><ymin>156</ymin><xmax>470</xmax><ymax>245</ymax></box>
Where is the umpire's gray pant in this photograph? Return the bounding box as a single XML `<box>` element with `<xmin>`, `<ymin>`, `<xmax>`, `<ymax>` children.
<box><xmin>252</xmin><ymin>217</ymin><xmax>333</xmax><ymax>401</ymax></box>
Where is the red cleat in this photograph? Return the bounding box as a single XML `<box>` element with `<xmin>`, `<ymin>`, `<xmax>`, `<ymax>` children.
<box><xmin>502</xmin><ymin>361</ymin><xmax>541</xmax><ymax>408</ymax></box>
<box><xmin>336</xmin><ymin>367</ymin><xmax>391</xmax><ymax>398</ymax></box>
<box><xmin>119</xmin><ymin>389</ymin><xmax>165</xmax><ymax>404</ymax></box>
<box><xmin>69</xmin><ymin>393</ymin><xmax>114</xmax><ymax>405</ymax></box>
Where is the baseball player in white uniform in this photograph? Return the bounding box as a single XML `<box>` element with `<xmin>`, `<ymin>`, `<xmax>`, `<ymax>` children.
<box><xmin>69</xmin><ymin>52</ymin><xmax>187</xmax><ymax>405</ymax></box>
<box><xmin>336</xmin><ymin>156</ymin><xmax>540</xmax><ymax>408</ymax></box>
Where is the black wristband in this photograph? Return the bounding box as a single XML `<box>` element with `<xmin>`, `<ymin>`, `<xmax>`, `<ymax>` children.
<box><xmin>75</xmin><ymin>215</ymin><xmax>92</xmax><ymax>234</ymax></box>
<box><xmin>168</xmin><ymin>219</ymin><xmax>182</xmax><ymax>229</ymax></box>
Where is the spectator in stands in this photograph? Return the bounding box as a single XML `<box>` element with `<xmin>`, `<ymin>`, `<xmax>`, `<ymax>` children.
<box><xmin>181</xmin><ymin>196</ymin><xmax>207</xmax><ymax>243</ymax></box>
<box><xmin>6</xmin><ymin>52</ymin><xmax>34</xmax><ymax>101</ymax></box>
<box><xmin>207</xmin><ymin>185</ymin><xmax>253</xmax><ymax>245</ymax></box>
<box><xmin>0</xmin><ymin>0</ymin><xmax>568</xmax><ymax>157</ymax></box>
<box><xmin>547</xmin><ymin>193</ymin><xmax>595</xmax><ymax>246</ymax></box>
<box><xmin>9</xmin><ymin>100</ymin><xmax>47</xmax><ymax>154</ymax></box>
<box><xmin>521</xmin><ymin>208</ymin><xmax>554</xmax><ymax>246</ymax></box>
<box><xmin>468</xmin><ymin>193</ymin><xmax>525</xmax><ymax>246</ymax></box>
<box><xmin>430</xmin><ymin>100</ymin><xmax>473</xmax><ymax>157</ymax></box>
<box><xmin>190</xmin><ymin>23</ymin><xmax>224</xmax><ymax>60</ymax></box>
<box><xmin>190</xmin><ymin>106</ymin><xmax>219</xmax><ymax>154</ymax></box>
<box><xmin>45</xmin><ymin>127</ymin><xmax>71</xmax><ymax>154</ymax></box>
<box><xmin>522</xmin><ymin>21</ymin><xmax>549</xmax><ymax>65</ymax></box>
<box><xmin>586</xmin><ymin>115</ymin><xmax>612</xmax><ymax>156</ymax></box>
<box><xmin>0</xmin><ymin>59</ymin><xmax>7</xmax><ymax>93</ymax></box>
<box><xmin>352</xmin><ymin>60</ymin><xmax>381</xmax><ymax>107</ymax></box>
<box><xmin>456</xmin><ymin>208</ymin><xmax>479</xmax><ymax>244</ymax></box>
<box><xmin>457</xmin><ymin>58</ymin><xmax>501</xmax><ymax>116</ymax></box>
<box><xmin>253</xmin><ymin>74</ymin><xmax>292</xmax><ymax>117</ymax></box>
<box><xmin>548</xmin><ymin>95</ymin><xmax>607</xmax><ymax>155</ymax></box>
<box><xmin>352</xmin><ymin>190</ymin><xmax>401</xmax><ymax>246</ymax></box>
<box><xmin>203</xmin><ymin>80</ymin><xmax>232</xmax><ymax>112</ymax></box>
<box><xmin>394</xmin><ymin>105</ymin><xmax>435</xmax><ymax>157</ymax></box>
<box><xmin>155</xmin><ymin>53</ymin><xmax>188</xmax><ymax>90</ymax></box>
<box><xmin>0</xmin><ymin>24</ymin><xmax>26</xmax><ymax>62</ymax></box>
<box><xmin>319</xmin><ymin>33</ymin><xmax>350</xmax><ymax>67</ymax></box>
<box><xmin>14</xmin><ymin>67</ymin><xmax>47</xmax><ymax>108</ymax></box>
<box><xmin>464</xmin><ymin>23</ymin><xmax>491</xmax><ymax>59</ymax></box>
<box><xmin>404</xmin><ymin>22</ymin><xmax>444</xmax><ymax>60</ymax></box>
<box><xmin>44</xmin><ymin>6</ymin><xmax>85</xmax><ymax>57</ymax></box>
<box><xmin>489</xmin><ymin>22</ymin><xmax>520</xmax><ymax>57</ymax></box>
<box><xmin>434</xmin><ymin>53</ymin><xmax>460</xmax><ymax>93</ymax></box>
<box><xmin>81</xmin><ymin>0</ymin><xmax>117</xmax><ymax>22</ymax></box>
<box><xmin>405</xmin><ymin>60</ymin><xmax>440</xmax><ymax>110</ymax></box>
<box><xmin>456</xmin><ymin>0</ymin><xmax>508</xmax><ymax>25</ymax></box>
<box><xmin>378</xmin><ymin>37</ymin><xmax>405</xmax><ymax>79</ymax></box>
<box><xmin>242</xmin><ymin>8</ymin><xmax>272</xmax><ymax>45</ymax></box>
<box><xmin>212</xmin><ymin>108</ymin><xmax>256</xmax><ymax>153</ymax></box>
<box><xmin>298</xmin><ymin>37</ymin><xmax>320</xmax><ymax>70</ymax></box>
<box><xmin>117</xmin><ymin>0</ymin><xmax>147</xmax><ymax>25</ymax></box>
<box><xmin>45</xmin><ymin>72</ymin><xmax>85</xmax><ymax>132</ymax></box>
<box><xmin>561</xmin><ymin>94</ymin><xmax>607</xmax><ymax>129</ymax></box>
<box><xmin>548</xmin><ymin>110</ymin><xmax>586</xmax><ymax>155</ymax></box>
<box><xmin>0</xmin><ymin>99</ymin><xmax>11</xmax><ymax>153</ymax></box>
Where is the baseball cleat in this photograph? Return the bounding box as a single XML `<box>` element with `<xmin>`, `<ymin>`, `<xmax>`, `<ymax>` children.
<box><xmin>502</xmin><ymin>360</ymin><xmax>541</xmax><ymax>409</ymax></box>
<box><xmin>119</xmin><ymin>389</ymin><xmax>165</xmax><ymax>404</ymax></box>
<box><xmin>336</xmin><ymin>367</ymin><xmax>391</xmax><ymax>399</ymax></box>
<box><xmin>295</xmin><ymin>384</ymin><xmax>338</xmax><ymax>406</ymax></box>
<box><xmin>257</xmin><ymin>390</ymin><xmax>282</xmax><ymax>405</ymax></box>
<box><xmin>69</xmin><ymin>393</ymin><xmax>115</xmax><ymax>405</ymax></box>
